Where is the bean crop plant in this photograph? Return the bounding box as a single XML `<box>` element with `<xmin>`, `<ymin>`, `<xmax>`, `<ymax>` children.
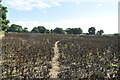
<box><xmin>1</xmin><ymin>33</ymin><xmax>120</xmax><ymax>80</ymax></box>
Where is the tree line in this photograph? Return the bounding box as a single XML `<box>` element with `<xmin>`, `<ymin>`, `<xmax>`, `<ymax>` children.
<box><xmin>6</xmin><ymin>24</ymin><xmax>104</xmax><ymax>35</ymax></box>
<box><xmin>0</xmin><ymin>0</ymin><xmax>104</xmax><ymax>35</ymax></box>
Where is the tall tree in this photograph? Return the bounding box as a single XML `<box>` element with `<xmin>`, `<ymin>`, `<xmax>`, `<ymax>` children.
<box><xmin>31</xmin><ymin>27</ymin><xmax>39</xmax><ymax>33</ymax></box>
<box><xmin>66</xmin><ymin>28</ymin><xmax>82</xmax><ymax>34</ymax></box>
<box><xmin>0</xmin><ymin>0</ymin><xmax>9</xmax><ymax>32</ymax></box>
<box><xmin>53</xmin><ymin>27</ymin><xmax>65</xmax><ymax>34</ymax></box>
<box><xmin>88</xmin><ymin>27</ymin><xmax>96</xmax><ymax>35</ymax></box>
<box><xmin>38</xmin><ymin>26</ymin><xmax>46</xmax><ymax>33</ymax></box>
<box><xmin>31</xmin><ymin>26</ymin><xmax>47</xmax><ymax>33</ymax></box>
<box><xmin>96</xmin><ymin>30</ymin><xmax>104</xmax><ymax>35</ymax></box>
<box><xmin>50</xmin><ymin>29</ymin><xmax>53</xmax><ymax>33</ymax></box>
<box><xmin>7</xmin><ymin>24</ymin><xmax>23</xmax><ymax>32</ymax></box>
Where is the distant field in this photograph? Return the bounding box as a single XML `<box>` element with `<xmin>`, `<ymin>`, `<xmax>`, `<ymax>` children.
<box><xmin>1</xmin><ymin>33</ymin><xmax>120</xmax><ymax>79</ymax></box>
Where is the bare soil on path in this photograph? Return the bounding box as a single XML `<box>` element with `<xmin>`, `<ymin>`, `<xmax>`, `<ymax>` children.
<box><xmin>49</xmin><ymin>41</ymin><xmax>60</xmax><ymax>78</ymax></box>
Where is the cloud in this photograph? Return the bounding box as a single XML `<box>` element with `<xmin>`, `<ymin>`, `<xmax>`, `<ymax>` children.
<box><xmin>57</xmin><ymin>0</ymin><xmax>119</xmax><ymax>3</ymax></box>
<box><xmin>96</xmin><ymin>4</ymin><xmax>102</xmax><ymax>8</ymax></box>
<box><xmin>4</xmin><ymin>0</ymin><xmax>119</xmax><ymax>11</ymax></box>
<box><xmin>4</xmin><ymin>0</ymin><xmax>60</xmax><ymax>11</ymax></box>
<box><xmin>61</xmin><ymin>16</ymin><xmax>118</xmax><ymax>34</ymax></box>
<box><xmin>12</xmin><ymin>16</ymin><xmax>118</xmax><ymax>34</ymax></box>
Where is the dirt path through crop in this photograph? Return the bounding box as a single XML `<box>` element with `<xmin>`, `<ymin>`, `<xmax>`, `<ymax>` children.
<box><xmin>49</xmin><ymin>41</ymin><xmax>60</xmax><ymax>78</ymax></box>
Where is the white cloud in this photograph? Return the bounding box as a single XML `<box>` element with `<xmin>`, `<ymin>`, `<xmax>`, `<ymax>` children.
<box><xmin>61</xmin><ymin>16</ymin><xmax>118</xmax><ymax>34</ymax></box>
<box><xmin>4</xmin><ymin>0</ymin><xmax>59</xmax><ymax>10</ymax></box>
<box><xmin>96</xmin><ymin>4</ymin><xmax>102</xmax><ymax>8</ymax></box>
<box><xmin>57</xmin><ymin>0</ymin><xmax>119</xmax><ymax>3</ymax></box>
<box><xmin>12</xmin><ymin>16</ymin><xmax>118</xmax><ymax>34</ymax></box>
<box><xmin>42</xmin><ymin>10</ymin><xmax>47</xmax><ymax>13</ymax></box>
<box><xmin>5</xmin><ymin>0</ymin><xmax>34</xmax><ymax>10</ymax></box>
<box><xmin>51</xmin><ymin>1</ymin><xmax>61</xmax><ymax>6</ymax></box>
<box><xmin>4</xmin><ymin>0</ymin><xmax>119</xmax><ymax>11</ymax></box>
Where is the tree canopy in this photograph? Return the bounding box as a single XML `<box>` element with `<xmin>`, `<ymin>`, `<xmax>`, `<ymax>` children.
<box><xmin>0</xmin><ymin>0</ymin><xmax>9</xmax><ymax>32</ymax></box>
<box><xmin>7</xmin><ymin>24</ymin><xmax>23</xmax><ymax>32</ymax></box>
<box><xmin>88</xmin><ymin>27</ymin><xmax>96</xmax><ymax>35</ymax></box>
<box><xmin>23</xmin><ymin>27</ymin><xmax>28</xmax><ymax>32</ymax></box>
<box><xmin>66</xmin><ymin>28</ymin><xmax>82</xmax><ymax>34</ymax></box>
<box><xmin>96</xmin><ymin>30</ymin><xmax>104</xmax><ymax>35</ymax></box>
<box><xmin>31</xmin><ymin>26</ymin><xmax>47</xmax><ymax>33</ymax></box>
<box><xmin>53</xmin><ymin>27</ymin><xmax>65</xmax><ymax>34</ymax></box>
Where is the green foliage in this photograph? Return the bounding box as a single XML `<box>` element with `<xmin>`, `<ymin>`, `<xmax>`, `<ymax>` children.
<box><xmin>31</xmin><ymin>27</ymin><xmax>39</xmax><ymax>33</ymax></box>
<box><xmin>50</xmin><ymin>29</ymin><xmax>54</xmax><ymax>33</ymax></box>
<box><xmin>31</xmin><ymin>26</ymin><xmax>47</xmax><ymax>33</ymax></box>
<box><xmin>23</xmin><ymin>27</ymin><xmax>28</xmax><ymax>32</ymax></box>
<box><xmin>46</xmin><ymin>29</ymin><xmax>50</xmax><ymax>33</ymax></box>
<box><xmin>114</xmin><ymin>33</ymin><xmax>120</xmax><ymax>36</ymax></box>
<box><xmin>88</xmin><ymin>27</ymin><xmax>96</xmax><ymax>35</ymax></box>
<box><xmin>53</xmin><ymin>27</ymin><xmax>65</xmax><ymax>34</ymax></box>
<box><xmin>65</xmin><ymin>28</ymin><xmax>82</xmax><ymax>34</ymax></box>
<box><xmin>38</xmin><ymin>26</ymin><xmax>46</xmax><ymax>33</ymax></box>
<box><xmin>0</xmin><ymin>30</ymin><xmax>4</xmax><ymax>35</ymax></box>
<box><xmin>110</xmin><ymin>63</ymin><xmax>118</xmax><ymax>67</ymax></box>
<box><xmin>96</xmin><ymin>30</ymin><xmax>104</xmax><ymax>35</ymax></box>
<box><xmin>7</xmin><ymin>24</ymin><xmax>23</xmax><ymax>32</ymax></box>
<box><xmin>0</xmin><ymin>1</ymin><xmax>9</xmax><ymax>32</ymax></box>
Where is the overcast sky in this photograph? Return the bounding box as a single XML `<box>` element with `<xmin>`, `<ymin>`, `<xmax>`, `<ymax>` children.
<box><xmin>2</xmin><ymin>0</ymin><xmax>119</xmax><ymax>34</ymax></box>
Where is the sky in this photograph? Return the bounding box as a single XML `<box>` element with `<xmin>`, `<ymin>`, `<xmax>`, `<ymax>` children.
<box><xmin>2</xmin><ymin>0</ymin><xmax>119</xmax><ymax>34</ymax></box>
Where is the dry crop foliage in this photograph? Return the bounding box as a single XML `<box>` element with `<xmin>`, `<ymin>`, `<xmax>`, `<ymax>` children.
<box><xmin>2</xmin><ymin>33</ymin><xmax>58</xmax><ymax>79</ymax></box>
<box><xmin>1</xmin><ymin>33</ymin><xmax>120</xmax><ymax>79</ymax></box>
<box><xmin>58</xmin><ymin>36</ymin><xmax>120</xmax><ymax>79</ymax></box>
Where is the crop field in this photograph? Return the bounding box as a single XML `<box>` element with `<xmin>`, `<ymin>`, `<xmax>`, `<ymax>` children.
<box><xmin>0</xmin><ymin>33</ymin><xmax>120</xmax><ymax>79</ymax></box>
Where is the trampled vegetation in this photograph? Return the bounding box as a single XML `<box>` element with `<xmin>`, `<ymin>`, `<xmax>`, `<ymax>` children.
<box><xmin>1</xmin><ymin>33</ymin><xmax>120</xmax><ymax>79</ymax></box>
